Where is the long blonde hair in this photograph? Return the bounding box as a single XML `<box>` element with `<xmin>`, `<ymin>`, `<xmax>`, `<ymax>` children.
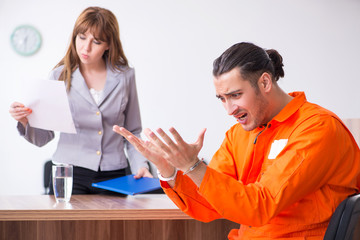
<box><xmin>54</xmin><ymin>6</ymin><xmax>128</xmax><ymax>90</ymax></box>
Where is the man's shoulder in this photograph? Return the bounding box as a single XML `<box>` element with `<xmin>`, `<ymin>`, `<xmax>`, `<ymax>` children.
<box><xmin>291</xmin><ymin>101</ymin><xmax>347</xmax><ymax>136</ymax></box>
<box><xmin>298</xmin><ymin>101</ymin><xmax>341</xmax><ymax>124</ymax></box>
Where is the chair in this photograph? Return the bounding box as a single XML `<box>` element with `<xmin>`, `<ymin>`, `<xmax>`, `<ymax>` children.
<box><xmin>43</xmin><ymin>160</ymin><xmax>53</xmax><ymax>194</ymax></box>
<box><xmin>323</xmin><ymin>193</ymin><xmax>360</xmax><ymax>240</ymax></box>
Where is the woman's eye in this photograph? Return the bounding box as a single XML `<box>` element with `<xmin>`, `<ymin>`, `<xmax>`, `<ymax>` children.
<box><xmin>93</xmin><ymin>40</ymin><xmax>101</xmax><ymax>45</ymax></box>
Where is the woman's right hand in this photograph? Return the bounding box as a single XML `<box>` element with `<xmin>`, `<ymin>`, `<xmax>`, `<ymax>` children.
<box><xmin>9</xmin><ymin>102</ymin><xmax>32</xmax><ymax>128</ymax></box>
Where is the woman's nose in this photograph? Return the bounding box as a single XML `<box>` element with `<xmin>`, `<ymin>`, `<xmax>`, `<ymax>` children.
<box><xmin>84</xmin><ymin>40</ymin><xmax>91</xmax><ymax>51</ymax></box>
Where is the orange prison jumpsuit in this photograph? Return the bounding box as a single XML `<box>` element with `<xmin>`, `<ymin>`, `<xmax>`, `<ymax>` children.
<box><xmin>162</xmin><ymin>92</ymin><xmax>360</xmax><ymax>239</ymax></box>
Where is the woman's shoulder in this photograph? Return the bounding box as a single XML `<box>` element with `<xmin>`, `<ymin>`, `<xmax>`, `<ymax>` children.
<box><xmin>114</xmin><ymin>65</ymin><xmax>134</xmax><ymax>73</ymax></box>
<box><xmin>110</xmin><ymin>65</ymin><xmax>135</xmax><ymax>79</ymax></box>
<box><xmin>48</xmin><ymin>65</ymin><xmax>64</xmax><ymax>80</ymax></box>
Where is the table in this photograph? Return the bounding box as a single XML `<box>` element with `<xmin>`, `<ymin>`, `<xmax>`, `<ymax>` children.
<box><xmin>0</xmin><ymin>194</ymin><xmax>239</xmax><ymax>240</ymax></box>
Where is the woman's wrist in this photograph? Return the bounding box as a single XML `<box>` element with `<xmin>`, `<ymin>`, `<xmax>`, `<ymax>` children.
<box><xmin>19</xmin><ymin>119</ymin><xmax>28</xmax><ymax>128</ymax></box>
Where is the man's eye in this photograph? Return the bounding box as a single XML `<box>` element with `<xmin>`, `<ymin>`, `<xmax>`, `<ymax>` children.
<box><xmin>231</xmin><ymin>93</ymin><xmax>241</xmax><ymax>98</ymax></box>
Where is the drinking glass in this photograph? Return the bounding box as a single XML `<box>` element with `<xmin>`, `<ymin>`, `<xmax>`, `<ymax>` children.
<box><xmin>52</xmin><ymin>164</ymin><xmax>73</xmax><ymax>203</ymax></box>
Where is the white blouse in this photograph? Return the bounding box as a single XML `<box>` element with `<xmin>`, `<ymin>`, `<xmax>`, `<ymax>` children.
<box><xmin>89</xmin><ymin>88</ymin><xmax>104</xmax><ymax>106</ymax></box>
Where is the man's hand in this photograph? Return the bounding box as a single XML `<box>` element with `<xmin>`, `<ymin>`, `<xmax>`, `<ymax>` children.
<box><xmin>113</xmin><ymin>125</ymin><xmax>206</xmax><ymax>178</ymax></box>
<box><xmin>113</xmin><ymin>125</ymin><xmax>175</xmax><ymax>178</ymax></box>
<box><xmin>145</xmin><ymin>127</ymin><xmax>206</xmax><ymax>173</ymax></box>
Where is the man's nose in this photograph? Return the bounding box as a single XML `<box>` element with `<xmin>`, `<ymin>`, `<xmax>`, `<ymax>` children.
<box><xmin>225</xmin><ymin>101</ymin><xmax>238</xmax><ymax>116</ymax></box>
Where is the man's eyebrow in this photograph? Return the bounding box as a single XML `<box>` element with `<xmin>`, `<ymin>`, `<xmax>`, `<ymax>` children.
<box><xmin>216</xmin><ymin>89</ymin><xmax>242</xmax><ymax>98</ymax></box>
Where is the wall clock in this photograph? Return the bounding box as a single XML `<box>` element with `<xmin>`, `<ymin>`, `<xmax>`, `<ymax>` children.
<box><xmin>10</xmin><ymin>25</ymin><xmax>42</xmax><ymax>56</ymax></box>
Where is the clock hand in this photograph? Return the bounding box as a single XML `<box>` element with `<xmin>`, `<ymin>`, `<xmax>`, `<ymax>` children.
<box><xmin>24</xmin><ymin>36</ymin><xmax>28</xmax><ymax>51</ymax></box>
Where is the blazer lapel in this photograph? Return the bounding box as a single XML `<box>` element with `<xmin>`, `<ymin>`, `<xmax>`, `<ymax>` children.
<box><xmin>71</xmin><ymin>68</ymin><xmax>96</xmax><ymax>106</ymax></box>
<box><xmin>97</xmin><ymin>65</ymin><xmax>120</xmax><ymax>106</ymax></box>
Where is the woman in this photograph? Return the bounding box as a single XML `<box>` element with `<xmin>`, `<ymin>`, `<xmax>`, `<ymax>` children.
<box><xmin>9</xmin><ymin>6</ymin><xmax>153</xmax><ymax>194</ymax></box>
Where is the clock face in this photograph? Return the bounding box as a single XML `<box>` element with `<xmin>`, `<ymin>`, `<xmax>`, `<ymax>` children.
<box><xmin>11</xmin><ymin>25</ymin><xmax>42</xmax><ymax>56</ymax></box>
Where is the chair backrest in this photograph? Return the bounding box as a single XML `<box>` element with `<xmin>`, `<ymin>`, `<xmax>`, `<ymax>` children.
<box><xmin>43</xmin><ymin>160</ymin><xmax>53</xmax><ymax>194</ymax></box>
<box><xmin>323</xmin><ymin>193</ymin><xmax>360</xmax><ymax>240</ymax></box>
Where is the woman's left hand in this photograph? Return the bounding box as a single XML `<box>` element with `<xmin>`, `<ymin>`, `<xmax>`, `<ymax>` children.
<box><xmin>134</xmin><ymin>167</ymin><xmax>153</xmax><ymax>179</ymax></box>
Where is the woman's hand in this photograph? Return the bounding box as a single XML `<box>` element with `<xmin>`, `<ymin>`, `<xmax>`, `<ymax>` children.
<box><xmin>9</xmin><ymin>102</ymin><xmax>32</xmax><ymax>128</ymax></box>
<box><xmin>134</xmin><ymin>167</ymin><xmax>153</xmax><ymax>179</ymax></box>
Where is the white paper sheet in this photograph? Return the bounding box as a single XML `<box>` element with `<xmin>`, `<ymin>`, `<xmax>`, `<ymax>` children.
<box><xmin>19</xmin><ymin>79</ymin><xmax>77</xmax><ymax>134</ymax></box>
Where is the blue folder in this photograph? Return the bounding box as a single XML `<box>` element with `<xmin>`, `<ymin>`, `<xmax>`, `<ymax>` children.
<box><xmin>92</xmin><ymin>174</ymin><xmax>161</xmax><ymax>195</ymax></box>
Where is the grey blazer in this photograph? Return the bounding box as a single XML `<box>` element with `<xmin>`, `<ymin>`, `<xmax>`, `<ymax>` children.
<box><xmin>18</xmin><ymin>65</ymin><xmax>148</xmax><ymax>173</ymax></box>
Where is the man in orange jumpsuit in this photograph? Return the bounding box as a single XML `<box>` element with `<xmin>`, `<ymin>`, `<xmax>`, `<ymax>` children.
<box><xmin>113</xmin><ymin>42</ymin><xmax>360</xmax><ymax>239</ymax></box>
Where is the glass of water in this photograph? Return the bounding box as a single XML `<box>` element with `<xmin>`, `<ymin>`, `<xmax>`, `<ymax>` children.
<box><xmin>52</xmin><ymin>164</ymin><xmax>73</xmax><ymax>203</ymax></box>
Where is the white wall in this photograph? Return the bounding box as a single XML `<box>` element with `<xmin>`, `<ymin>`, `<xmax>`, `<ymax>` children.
<box><xmin>1</xmin><ymin>0</ymin><xmax>359</xmax><ymax>195</ymax></box>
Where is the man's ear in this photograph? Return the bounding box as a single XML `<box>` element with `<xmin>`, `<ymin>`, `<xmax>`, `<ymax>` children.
<box><xmin>258</xmin><ymin>72</ymin><xmax>272</xmax><ymax>92</ymax></box>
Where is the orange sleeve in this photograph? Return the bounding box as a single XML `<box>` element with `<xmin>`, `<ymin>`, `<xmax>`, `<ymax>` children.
<box><xmin>161</xmin><ymin>171</ymin><xmax>222</xmax><ymax>222</ymax></box>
